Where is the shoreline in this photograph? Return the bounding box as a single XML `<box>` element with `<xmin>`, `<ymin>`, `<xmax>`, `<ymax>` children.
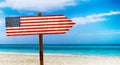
<box><xmin>0</xmin><ymin>51</ymin><xmax>120</xmax><ymax>57</ymax></box>
<box><xmin>0</xmin><ymin>52</ymin><xmax>39</xmax><ymax>55</ymax></box>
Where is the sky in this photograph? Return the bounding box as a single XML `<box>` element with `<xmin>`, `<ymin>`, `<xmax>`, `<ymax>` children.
<box><xmin>0</xmin><ymin>0</ymin><xmax>120</xmax><ymax>44</ymax></box>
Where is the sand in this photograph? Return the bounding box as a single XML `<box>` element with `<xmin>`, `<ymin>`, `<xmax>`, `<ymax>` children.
<box><xmin>0</xmin><ymin>53</ymin><xmax>120</xmax><ymax>65</ymax></box>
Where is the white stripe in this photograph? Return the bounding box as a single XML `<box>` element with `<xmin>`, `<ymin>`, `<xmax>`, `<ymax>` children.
<box><xmin>21</xmin><ymin>22</ymin><xmax>72</xmax><ymax>25</ymax></box>
<box><xmin>7</xmin><ymin>31</ymin><xmax>67</xmax><ymax>35</ymax></box>
<box><xmin>20</xmin><ymin>16</ymin><xmax>66</xmax><ymax>19</ymax></box>
<box><xmin>21</xmin><ymin>19</ymin><xmax>69</xmax><ymax>22</ymax></box>
<box><xmin>6</xmin><ymin>24</ymin><xmax>73</xmax><ymax>29</ymax></box>
<box><xmin>6</xmin><ymin>28</ymin><xmax>69</xmax><ymax>32</ymax></box>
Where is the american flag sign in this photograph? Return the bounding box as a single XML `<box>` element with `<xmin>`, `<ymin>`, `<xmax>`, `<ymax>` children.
<box><xmin>6</xmin><ymin>15</ymin><xmax>75</xmax><ymax>36</ymax></box>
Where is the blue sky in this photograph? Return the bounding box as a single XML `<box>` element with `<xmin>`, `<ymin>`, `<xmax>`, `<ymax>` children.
<box><xmin>0</xmin><ymin>0</ymin><xmax>120</xmax><ymax>44</ymax></box>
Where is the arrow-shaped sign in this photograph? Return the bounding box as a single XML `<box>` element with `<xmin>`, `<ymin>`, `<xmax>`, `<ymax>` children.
<box><xmin>6</xmin><ymin>14</ymin><xmax>75</xmax><ymax>36</ymax></box>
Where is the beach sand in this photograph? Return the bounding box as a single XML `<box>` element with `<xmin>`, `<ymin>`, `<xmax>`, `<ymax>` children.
<box><xmin>0</xmin><ymin>53</ymin><xmax>120</xmax><ymax>65</ymax></box>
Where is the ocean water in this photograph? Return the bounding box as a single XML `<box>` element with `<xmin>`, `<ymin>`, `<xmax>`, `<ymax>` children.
<box><xmin>0</xmin><ymin>44</ymin><xmax>120</xmax><ymax>56</ymax></box>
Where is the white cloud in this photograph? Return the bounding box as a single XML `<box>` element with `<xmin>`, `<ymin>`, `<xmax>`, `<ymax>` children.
<box><xmin>95</xmin><ymin>11</ymin><xmax>120</xmax><ymax>17</ymax></box>
<box><xmin>72</xmin><ymin>11</ymin><xmax>120</xmax><ymax>24</ymax></box>
<box><xmin>72</xmin><ymin>16</ymin><xmax>106</xmax><ymax>24</ymax></box>
<box><xmin>0</xmin><ymin>0</ymin><xmax>77</xmax><ymax>12</ymax></box>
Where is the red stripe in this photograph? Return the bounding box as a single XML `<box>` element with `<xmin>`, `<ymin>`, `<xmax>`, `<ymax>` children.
<box><xmin>6</xmin><ymin>31</ymin><xmax>67</xmax><ymax>36</ymax></box>
<box><xmin>7</xmin><ymin>32</ymin><xmax>66</xmax><ymax>36</ymax></box>
<box><xmin>6</xmin><ymin>29</ymin><xmax>68</xmax><ymax>33</ymax></box>
<box><xmin>6</xmin><ymin>26</ymin><xmax>73</xmax><ymax>30</ymax></box>
<box><xmin>20</xmin><ymin>20</ymin><xmax>72</xmax><ymax>23</ymax></box>
<box><xmin>21</xmin><ymin>23</ymin><xmax>75</xmax><ymax>27</ymax></box>
<box><xmin>20</xmin><ymin>17</ymin><xmax>67</xmax><ymax>21</ymax></box>
<box><xmin>21</xmin><ymin>14</ymin><xmax>64</xmax><ymax>18</ymax></box>
<box><xmin>43</xmin><ymin>14</ymin><xmax>64</xmax><ymax>16</ymax></box>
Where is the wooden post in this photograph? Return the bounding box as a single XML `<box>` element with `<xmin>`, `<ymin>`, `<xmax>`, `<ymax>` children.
<box><xmin>38</xmin><ymin>13</ymin><xmax>44</xmax><ymax>65</ymax></box>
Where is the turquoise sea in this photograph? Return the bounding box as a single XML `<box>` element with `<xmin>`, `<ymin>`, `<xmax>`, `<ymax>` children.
<box><xmin>0</xmin><ymin>44</ymin><xmax>120</xmax><ymax>56</ymax></box>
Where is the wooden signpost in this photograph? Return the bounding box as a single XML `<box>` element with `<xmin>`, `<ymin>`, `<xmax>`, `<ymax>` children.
<box><xmin>38</xmin><ymin>13</ymin><xmax>44</xmax><ymax>65</ymax></box>
<box><xmin>6</xmin><ymin>13</ymin><xmax>75</xmax><ymax>65</ymax></box>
